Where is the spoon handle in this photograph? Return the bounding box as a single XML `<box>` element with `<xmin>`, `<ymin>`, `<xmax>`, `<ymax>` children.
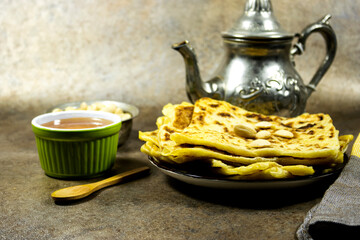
<box><xmin>51</xmin><ymin>166</ymin><xmax>150</xmax><ymax>201</ymax></box>
<box><xmin>91</xmin><ymin>166</ymin><xmax>150</xmax><ymax>191</ymax></box>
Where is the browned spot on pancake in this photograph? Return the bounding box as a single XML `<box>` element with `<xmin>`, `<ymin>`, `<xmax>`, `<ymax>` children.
<box><xmin>198</xmin><ymin>115</ymin><xmax>204</xmax><ymax>123</ymax></box>
<box><xmin>314</xmin><ymin>144</ymin><xmax>320</xmax><ymax>148</ymax></box>
<box><xmin>200</xmin><ymin>106</ymin><xmax>206</xmax><ymax>111</ymax></box>
<box><xmin>209</xmin><ymin>104</ymin><xmax>220</xmax><ymax>108</ymax></box>
<box><xmin>231</xmin><ymin>107</ymin><xmax>237</xmax><ymax>111</ymax></box>
<box><xmin>318</xmin><ymin>126</ymin><xmax>324</xmax><ymax>129</ymax></box>
<box><xmin>192</xmin><ymin>112</ymin><xmax>206</xmax><ymax>125</ymax></box>
<box><xmin>218</xmin><ymin>112</ymin><xmax>232</xmax><ymax>118</ymax></box>
<box><xmin>258</xmin><ymin>116</ymin><xmax>272</xmax><ymax>122</ymax></box>
<box><xmin>308</xmin><ymin>130</ymin><xmax>315</xmax><ymax>135</ymax></box>
<box><xmin>214</xmin><ymin>120</ymin><xmax>224</xmax><ymax>125</ymax></box>
<box><xmin>298</xmin><ymin>123</ymin><xmax>316</xmax><ymax>129</ymax></box>
<box><xmin>245</xmin><ymin>113</ymin><xmax>258</xmax><ymax>118</ymax></box>
<box><xmin>173</xmin><ymin>106</ymin><xmax>194</xmax><ymax>129</ymax></box>
<box><xmin>163</xmin><ymin>126</ymin><xmax>174</xmax><ymax>133</ymax></box>
<box><xmin>281</xmin><ymin>122</ymin><xmax>293</xmax><ymax>128</ymax></box>
<box><xmin>319</xmin><ymin>115</ymin><xmax>324</xmax><ymax>121</ymax></box>
<box><xmin>164</xmin><ymin>132</ymin><xmax>171</xmax><ymax>141</ymax></box>
<box><xmin>329</xmin><ymin>128</ymin><xmax>335</xmax><ymax>138</ymax></box>
<box><xmin>223</xmin><ymin>127</ymin><xmax>229</xmax><ymax>133</ymax></box>
<box><xmin>244</xmin><ymin>113</ymin><xmax>273</xmax><ymax>122</ymax></box>
<box><xmin>318</xmin><ymin>136</ymin><xmax>324</xmax><ymax>141</ymax></box>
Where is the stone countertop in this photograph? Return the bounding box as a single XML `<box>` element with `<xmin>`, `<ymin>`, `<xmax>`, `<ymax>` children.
<box><xmin>1</xmin><ymin>0</ymin><xmax>360</xmax><ymax>239</ymax></box>
<box><xmin>2</xmin><ymin>110</ymin><xmax>357</xmax><ymax>240</ymax></box>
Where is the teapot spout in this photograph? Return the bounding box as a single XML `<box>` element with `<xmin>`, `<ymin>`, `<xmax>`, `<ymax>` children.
<box><xmin>172</xmin><ymin>40</ymin><xmax>214</xmax><ymax>103</ymax></box>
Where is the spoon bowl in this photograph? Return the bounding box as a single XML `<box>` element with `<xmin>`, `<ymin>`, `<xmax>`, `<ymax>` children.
<box><xmin>51</xmin><ymin>166</ymin><xmax>150</xmax><ymax>201</ymax></box>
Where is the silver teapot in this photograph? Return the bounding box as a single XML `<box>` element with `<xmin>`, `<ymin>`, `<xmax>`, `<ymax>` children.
<box><xmin>172</xmin><ymin>0</ymin><xmax>336</xmax><ymax>117</ymax></box>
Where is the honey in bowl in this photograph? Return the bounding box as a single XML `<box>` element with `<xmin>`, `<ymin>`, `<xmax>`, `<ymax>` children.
<box><xmin>41</xmin><ymin>117</ymin><xmax>114</xmax><ymax>129</ymax></box>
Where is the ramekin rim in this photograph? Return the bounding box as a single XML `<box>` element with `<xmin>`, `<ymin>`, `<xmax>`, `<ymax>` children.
<box><xmin>31</xmin><ymin>110</ymin><xmax>122</xmax><ymax>132</ymax></box>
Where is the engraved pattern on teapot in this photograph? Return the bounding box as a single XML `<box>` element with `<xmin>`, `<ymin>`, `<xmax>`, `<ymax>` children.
<box><xmin>233</xmin><ymin>70</ymin><xmax>306</xmax><ymax>116</ymax></box>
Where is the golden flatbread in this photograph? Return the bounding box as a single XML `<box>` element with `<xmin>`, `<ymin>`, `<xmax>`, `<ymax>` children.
<box><xmin>140</xmin><ymin>129</ymin><xmax>352</xmax><ymax>165</ymax></box>
<box><xmin>170</xmin><ymin>98</ymin><xmax>341</xmax><ymax>159</ymax></box>
<box><xmin>139</xmin><ymin>98</ymin><xmax>353</xmax><ymax>179</ymax></box>
<box><xmin>211</xmin><ymin>160</ymin><xmax>315</xmax><ymax>180</ymax></box>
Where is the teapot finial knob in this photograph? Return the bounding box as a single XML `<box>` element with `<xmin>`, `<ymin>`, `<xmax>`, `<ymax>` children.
<box><xmin>222</xmin><ymin>0</ymin><xmax>292</xmax><ymax>40</ymax></box>
<box><xmin>245</xmin><ymin>0</ymin><xmax>272</xmax><ymax>12</ymax></box>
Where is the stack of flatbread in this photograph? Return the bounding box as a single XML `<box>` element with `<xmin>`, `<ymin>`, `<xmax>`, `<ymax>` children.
<box><xmin>139</xmin><ymin>98</ymin><xmax>353</xmax><ymax>180</ymax></box>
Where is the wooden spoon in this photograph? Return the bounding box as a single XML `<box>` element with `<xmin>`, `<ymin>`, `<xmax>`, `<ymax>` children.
<box><xmin>51</xmin><ymin>166</ymin><xmax>150</xmax><ymax>201</ymax></box>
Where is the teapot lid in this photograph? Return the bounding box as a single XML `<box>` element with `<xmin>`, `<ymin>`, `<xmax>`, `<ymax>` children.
<box><xmin>222</xmin><ymin>0</ymin><xmax>293</xmax><ymax>41</ymax></box>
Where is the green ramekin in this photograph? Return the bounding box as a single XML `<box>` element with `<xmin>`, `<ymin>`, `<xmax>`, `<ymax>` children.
<box><xmin>31</xmin><ymin>111</ymin><xmax>122</xmax><ymax>179</ymax></box>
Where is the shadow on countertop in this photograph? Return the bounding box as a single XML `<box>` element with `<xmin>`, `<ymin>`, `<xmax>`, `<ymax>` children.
<box><xmin>166</xmin><ymin>176</ymin><xmax>336</xmax><ymax>209</ymax></box>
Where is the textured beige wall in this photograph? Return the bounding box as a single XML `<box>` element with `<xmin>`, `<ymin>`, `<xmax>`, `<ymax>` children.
<box><xmin>0</xmin><ymin>0</ymin><xmax>359</xmax><ymax>123</ymax></box>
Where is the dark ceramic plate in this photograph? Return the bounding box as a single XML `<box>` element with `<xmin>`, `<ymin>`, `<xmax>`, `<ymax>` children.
<box><xmin>148</xmin><ymin>155</ymin><xmax>347</xmax><ymax>190</ymax></box>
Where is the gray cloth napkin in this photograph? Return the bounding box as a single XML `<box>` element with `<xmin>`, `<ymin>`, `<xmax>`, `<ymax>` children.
<box><xmin>296</xmin><ymin>155</ymin><xmax>360</xmax><ymax>240</ymax></box>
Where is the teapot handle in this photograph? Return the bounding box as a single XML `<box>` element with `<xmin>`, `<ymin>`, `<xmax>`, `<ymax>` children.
<box><xmin>291</xmin><ymin>15</ymin><xmax>337</xmax><ymax>96</ymax></box>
